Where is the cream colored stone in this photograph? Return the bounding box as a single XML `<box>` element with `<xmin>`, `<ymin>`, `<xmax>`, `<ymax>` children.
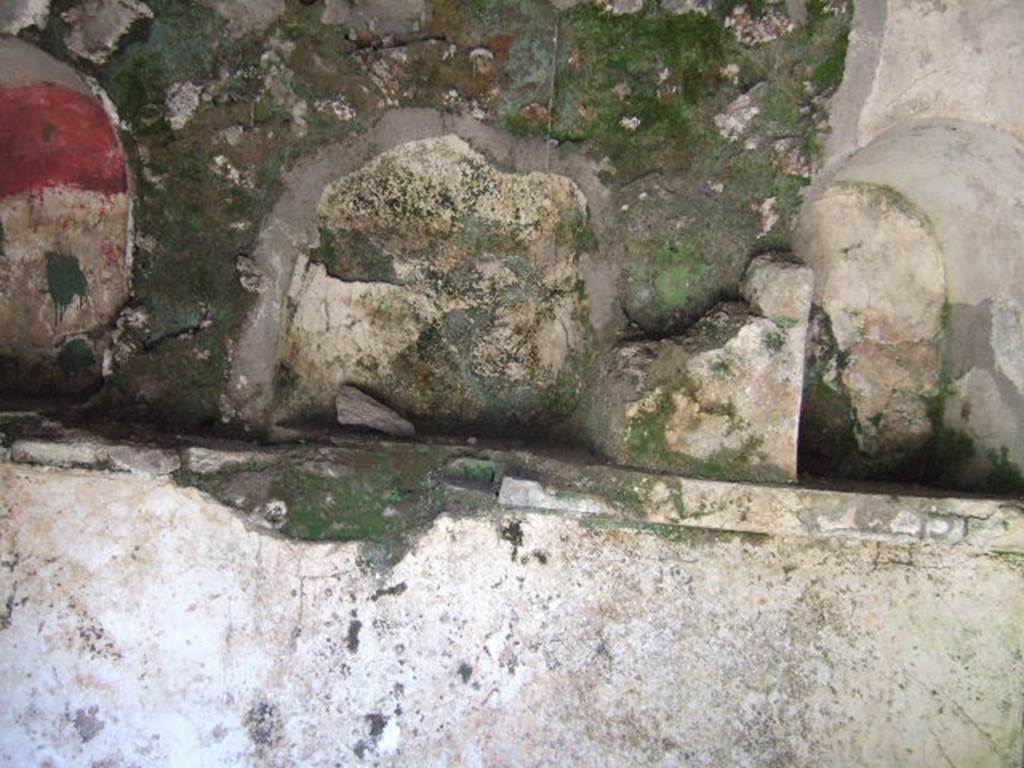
<box><xmin>0</xmin><ymin>188</ymin><xmax>132</xmax><ymax>364</ymax></box>
<box><xmin>796</xmin><ymin>181</ymin><xmax>944</xmax><ymax>449</ymax></box>
<box><xmin>281</xmin><ymin>136</ymin><xmax>590</xmax><ymax>425</ymax></box>
<box><xmin>318</xmin><ymin>136</ymin><xmax>586</xmax><ymax>250</ymax></box>
<box><xmin>599</xmin><ymin>256</ymin><xmax>812</xmax><ymax>481</ymax></box>
<box><xmin>0</xmin><ymin>0</ymin><xmax>49</xmax><ymax>34</ymax></box>
<box><xmin>2</xmin><ymin>463</ymin><xmax>1023</xmax><ymax>765</ymax></box>
<box><xmin>859</xmin><ymin>0</ymin><xmax>1024</xmax><ymax>148</ymax></box>
<box><xmin>281</xmin><ymin>263</ymin><xmax>440</xmax><ymax>404</ymax></box>
<box><xmin>741</xmin><ymin>254</ymin><xmax>814</xmax><ymax>323</ymax></box>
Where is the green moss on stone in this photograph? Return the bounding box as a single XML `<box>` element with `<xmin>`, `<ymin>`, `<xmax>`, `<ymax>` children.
<box><xmin>57</xmin><ymin>339</ymin><xmax>96</xmax><ymax>376</ymax></box>
<box><xmin>443</xmin><ymin>457</ymin><xmax>503</xmax><ymax>489</ymax></box>
<box><xmin>624</xmin><ymin>391</ymin><xmax>675</xmax><ymax>464</ymax></box>
<box><xmin>983</xmin><ymin>449</ymin><xmax>1024</xmax><ymax>497</ymax></box>
<box><xmin>625</xmin><ymin>238</ymin><xmax>713</xmax><ymax>328</ymax></box>
<box><xmin>810</xmin><ymin>9</ymin><xmax>850</xmax><ymax>92</ymax></box>
<box><xmin>310</xmin><ymin>227</ymin><xmax>396</xmax><ymax>282</ymax></box>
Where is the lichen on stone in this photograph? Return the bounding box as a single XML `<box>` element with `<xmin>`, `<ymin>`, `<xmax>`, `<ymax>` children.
<box><xmin>280</xmin><ymin>134</ymin><xmax>596</xmax><ymax>435</ymax></box>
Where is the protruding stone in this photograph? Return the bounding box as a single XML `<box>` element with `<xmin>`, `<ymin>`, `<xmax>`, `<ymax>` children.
<box><xmin>592</xmin><ymin>256</ymin><xmax>812</xmax><ymax>482</ymax></box>
<box><xmin>335</xmin><ymin>386</ymin><xmax>415</xmax><ymax>438</ymax></box>
<box><xmin>62</xmin><ymin>0</ymin><xmax>153</xmax><ymax>65</ymax></box>
<box><xmin>10</xmin><ymin>439</ymin><xmax>179</xmax><ymax>476</ymax></box>
<box><xmin>279</xmin><ymin>134</ymin><xmax>592</xmax><ymax>431</ymax></box>
<box><xmin>498</xmin><ymin>477</ymin><xmax>612</xmax><ymax>515</ymax></box>
<box><xmin>741</xmin><ymin>253</ymin><xmax>814</xmax><ymax>323</ymax></box>
<box><xmin>797</xmin><ymin>180</ymin><xmax>944</xmax><ymax>453</ymax></box>
<box><xmin>183</xmin><ymin>446</ymin><xmax>279</xmax><ymax>475</ymax></box>
<box><xmin>714</xmin><ymin>84</ymin><xmax>764</xmax><ymax>141</ymax></box>
<box><xmin>0</xmin><ymin>0</ymin><xmax>49</xmax><ymax>35</ymax></box>
<box><xmin>165</xmin><ymin>81</ymin><xmax>202</xmax><ymax>131</ymax></box>
<box><xmin>797</xmin><ymin>119</ymin><xmax>1024</xmax><ymax>483</ymax></box>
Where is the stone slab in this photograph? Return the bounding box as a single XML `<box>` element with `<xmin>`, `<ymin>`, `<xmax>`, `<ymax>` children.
<box><xmin>1</xmin><ymin>464</ymin><xmax>1022</xmax><ymax>766</ymax></box>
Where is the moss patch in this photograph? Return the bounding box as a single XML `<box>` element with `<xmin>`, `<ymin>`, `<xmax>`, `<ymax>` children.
<box><xmin>983</xmin><ymin>448</ymin><xmax>1024</xmax><ymax>497</ymax></box>
<box><xmin>310</xmin><ymin>227</ymin><xmax>397</xmax><ymax>283</ymax></box>
<box><xmin>624</xmin><ymin>237</ymin><xmax>713</xmax><ymax>329</ymax></box>
<box><xmin>57</xmin><ymin>339</ymin><xmax>96</xmax><ymax>376</ymax></box>
<box><xmin>621</xmin><ymin>385</ymin><xmax>785</xmax><ymax>483</ymax></box>
<box><xmin>811</xmin><ymin>12</ymin><xmax>850</xmax><ymax>92</ymax></box>
<box><xmin>272</xmin><ymin>464</ymin><xmax>433</xmax><ymax>543</ymax></box>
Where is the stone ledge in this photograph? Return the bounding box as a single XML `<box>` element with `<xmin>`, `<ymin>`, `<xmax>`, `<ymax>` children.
<box><xmin>5</xmin><ymin>432</ymin><xmax>1022</xmax><ymax>553</ymax></box>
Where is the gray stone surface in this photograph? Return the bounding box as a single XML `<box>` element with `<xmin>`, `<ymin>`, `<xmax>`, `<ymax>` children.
<box><xmin>62</xmin><ymin>0</ymin><xmax>153</xmax><ymax>65</ymax></box>
<box><xmin>335</xmin><ymin>385</ymin><xmax>415</xmax><ymax>437</ymax></box>
<box><xmin>0</xmin><ymin>0</ymin><xmax>49</xmax><ymax>34</ymax></box>
<box><xmin>821</xmin><ymin>0</ymin><xmax>1024</xmax><ymax>178</ymax></box>
<box><xmin>1</xmin><ymin>462</ymin><xmax>1023</xmax><ymax>766</ymax></box>
<box><xmin>321</xmin><ymin>0</ymin><xmax>425</xmax><ymax>34</ymax></box>
<box><xmin>10</xmin><ymin>439</ymin><xmax>179</xmax><ymax>476</ymax></box>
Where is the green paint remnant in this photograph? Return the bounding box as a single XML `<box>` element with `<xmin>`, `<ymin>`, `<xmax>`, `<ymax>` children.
<box><xmin>57</xmin><ymin>339</ymin><xmax>96</xmax><ymax>376</ymax></box>
<box><xmin>45</xmin><ymin>252</ymin><xmax>88</xmax><ymax>322</ymax></box>
<box><xmin>0</xmin><ymin>219</ymin><xmax>5</xmax><ymax>257</ymax></box>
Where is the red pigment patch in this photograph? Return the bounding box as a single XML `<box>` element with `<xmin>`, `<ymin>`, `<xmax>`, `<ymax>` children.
<box><xmin>0</xmin><ymin>83</ymin><xmax>127</xmax><ymax>199</ymax></box>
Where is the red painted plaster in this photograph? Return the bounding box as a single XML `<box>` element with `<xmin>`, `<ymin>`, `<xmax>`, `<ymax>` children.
<box><xmin>0</xmin><ymin>83</ymin><xmax>127</xmax><ymax>199</ymax></box>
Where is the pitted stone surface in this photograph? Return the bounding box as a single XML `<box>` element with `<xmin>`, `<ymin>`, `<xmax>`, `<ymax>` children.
<box><xmin>592</xmin><ymin>254</ymin><xmax>812</xmax><ymax>482</ymax></box>
<box><xmin>278</xmin><ymin>135</ymin><xmax>591</xmax><ymax>431</ymax></box>
<box><xmin>1</xmin><ymin>463</ymin><xmax>1023</xmax><ymax>766</ymax></box>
